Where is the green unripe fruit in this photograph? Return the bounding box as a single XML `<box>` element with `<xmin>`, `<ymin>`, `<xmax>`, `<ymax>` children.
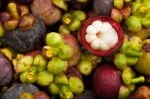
<box><xmin>129</xmin><ymin>36</ymin><xmax>142</xmax><ymax>51</ymax></box>
<box><xmin>48</xmin><ymin>83</ymin><xmax>60</xmax><ymax>95</ymax></box>
<box><xmin>33</xmin><ymin>54</ymin><xmax>47</xmax><ymax>71</ymax></box>
<box><xmin>37</xmin><ymin>71</ymin><xmax>54</xmax><ymax>86</ymax></box>
<box><xmin>20</xmin><ymin>66</ymin><xmax>39</xmax><ymax>83</ymax></box>
<box><xmin>19</xmin><ymin>92</ymin><xmax>34</xmax><ymax>99</ymax></box>
<box><xmin>59</xmin><ymin>24</ymin><xmax>70</xmax><ymax>34</ymax></box>
<box><xmin>69</xmin><ymin>77</ymin><xmax>84</xmax><ymax>95</ymax></box>
<box><xmin>114</xmin><ymin>53</ymin><xmax>127</xmax><ymax>70</ymax></box>
<box><xmin>118</xmin><ymin>85</ymin><xmax>130</xmax><ymax>99</ymax></box>
<box><xmin>142</xmin><ymin>0</ymin><xmax>150</xmax><ymax>9</ymax></box>
<box><xmin>72</xmin><ymin>10</ymin><xmax>86</xmax><ymax>21</ymax></box>
<box><xmin>47</xmin><ymin>57</ymin><xmax>68</xmax><ymax>75</ymax></box>
<box><xmin>54</xmin><ymin>74</ymin><xmax>69</xmax><ymax>85</ymax></box>
<box><xmin>46</xmin><ymin>32</ymin><xmax>64</xmax><ymax>47</ymax></box>
<box><xmin>58</xmin><ymin>44</ymin><xmax>73</xmax><ymax>60</ymax></box>
<box><xmin>68</xmin><ymin>19</ymin><xmax>81</xmax><ymax>31</ymax></box>
<box><xmin>59</xmin><ymin>85</ymin><xmax>74</xmax><ymax>99</ymax></box>
<box><xmin>122</xmin><ymin>67</ymin><xmax>135</xmax><ymax>85</ymax></box>
<box><xmin>126</xmin><ymin>16</ymin><xmax>142</xmax><ymax>32</ymax></box>
<box><xmin>77</xmin><ymin>59</ymin><xmax>93</xmax><ymax>75</ymax></box>
<box><xmin>114</xmin><ymin>0</ymin><xmax>124</xmax><ymax>9</ymax></box>
<box><xmin>15</xmin><ymin>56</ymin><xmax>33</xmax><ymax>74</ymax></box>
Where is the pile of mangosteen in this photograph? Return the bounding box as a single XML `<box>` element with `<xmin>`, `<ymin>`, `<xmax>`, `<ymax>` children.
<box><xmin>1</xmin><ymin>0</ymin><xmax>150</xmax><ymax>99</ymax></box>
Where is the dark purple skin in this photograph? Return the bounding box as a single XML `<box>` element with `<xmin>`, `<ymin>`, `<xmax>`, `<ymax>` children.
<box><xmin>93</xmin><ymin>0</ymin><xmax>113</xmax><ymax>16</ymax></box>
<box><xmin>0</xmin><ymin>53</ymin><xmax>13</xmax><ymax>87</ymax></box>
<box><xmin>65</xmin><ymin>67</ymin><xmax>82</xmax><ymax>79</ymax></box>
<box><xmin>93</xmin><ymin>64</ymin><xmax>122</xmax><ymax>99</ymax></box>
<box><xmin>1</xmin><ymin>83</ymin><xmax>39</xmax><ymax>99</ymax></box>
<box><xmin>4</xmin><ymin>18</ymin><xmax>46</xmax><ymax>53</ymax></box>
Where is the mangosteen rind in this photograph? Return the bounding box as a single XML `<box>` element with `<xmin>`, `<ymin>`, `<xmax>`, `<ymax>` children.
<box><xmin>1</xmin><ymin>83</ymin><xmax>39</xmax><ymax>99</ymax></box>
<box><xmin>4</xmin><ymin>18</ymin><xmax>46</xmax><ymax>53</ymax></box>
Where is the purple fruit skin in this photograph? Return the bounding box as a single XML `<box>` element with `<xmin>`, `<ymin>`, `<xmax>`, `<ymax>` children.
<box><xmin>93</xmin><ymin>0</ymin><xmax>113</xmax><ymax>16</ymax></box>
<box><xmin>0</xmin><ymin>54</ymin><xmax>13</xmax><ymax>87</ymax></box>
<box><xmin>93</xmin><ymin>64</ymin><xmax>122</xmax><ymax>99</ymax></box>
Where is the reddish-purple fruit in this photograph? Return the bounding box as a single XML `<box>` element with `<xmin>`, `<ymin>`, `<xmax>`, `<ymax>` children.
<box><xmin>34</xmin><ymin>91</ymin><xmax>50</xmax><ymax>99</ymax></box>
<box><xmin>65</xmin><ymin>67</ymin><xmax>82</xmax><ymax>79</ymax></box>
<box><xmin>79</xmin><ymin>16</ymin><xmax>124</xmax><ymax>56</ymax></box>
<box><xmin>0</xmin><ymin>52</ymin><xmax>13</xmax><ymax>87</ymax></box>
<box><xmin>93</xmin><ymin>64</ymin><xmax>122</xmax><ymax>99</ymax></box>
<box><xmin>62</xmin><ymin>34</ymin><xmax>81</xmax><ymax>67</ymax></box>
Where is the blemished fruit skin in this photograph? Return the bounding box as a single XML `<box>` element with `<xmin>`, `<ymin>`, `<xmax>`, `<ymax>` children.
<box><xmin>1</xmin><ymin>84</ymin><xmax>39</xmax><ymax>99</ymax></box>
<box><xmin>79</xmin><ymin>16</ymin><xmax>124</xmax><ymax>56</ymax></box>
<box><xmin>4</xmin><ymin>18</ymin><xmax>46</xmax><ymax>53</ymax></box>
<box><xmin>0</xmin><ymin>52</ymin><xmax>13</xmax><ymax>87</ymax></box>
<box><xmin>93</xmin><ymin>64</ymin><xmax>122</xmax><ymax>99</ymax></box>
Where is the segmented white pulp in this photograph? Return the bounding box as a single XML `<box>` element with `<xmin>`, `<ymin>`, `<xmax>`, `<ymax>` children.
<box><xmin>85</xmin><ymin>20</ymin><xmax>118</xmax><ymax>51</ymax></box>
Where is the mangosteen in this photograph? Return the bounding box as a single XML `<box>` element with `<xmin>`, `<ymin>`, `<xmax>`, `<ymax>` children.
<box><xmin>92</xmin><ymin>64</ymin><xmax>122</xmax><ymax>99</ymax></box>
<box><xmin>0</xmin><ymin>52</ymin><xmax>13</xmax><ymax>87</ymax></box>
<box><xmin>65</xmin><ymin>67</ymin><xmax>82</xmax><ymax>79</ymax></box>
<box><xmin>93</xmin><ymin>0</ymin><xmax>113</xmax><ymax>16</ymax></box>
<box><xmin>4</xmin><ymin>17</ymin><xmax>46</xmax><ymax>53</ymax></box>
<box><xmin>1</xmin><ymin>83</ymin><xmax>39</xmax><ymax>99</ymax></box>
<box><xmin>61</xmin><ymin>34</ymin><xmax>81</xmax><ymax>67</ymax></box>
<box><xmin>31</xmin><ymin>0</ymin><xmax>62</xmax><ymax>26</ymax></box>
<box><xmin>75</xmin><ymin>90</ymin><xmax>97</xmax><ymax>99</ymax></box>
<box><xmin>79</xmin><ymin>16</ymin><xmax>124</xmax><ymax>56</ymax></box>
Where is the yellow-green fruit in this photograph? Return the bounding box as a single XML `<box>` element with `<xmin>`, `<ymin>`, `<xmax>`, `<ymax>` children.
<box><xmin>47</xmin><ymin>57</ymin><xmax>68</xmax><ymax>75</ymax></box>
<box><xmin>37</xmin><ymin>71</ymin><xmax>54</xmax><ymax>86</ymax></box>
<box><xmin>135</xmin><ymin>52</ymin><xmax>150</xmax><ymax>76</ymax></box>
<box><xmin>54</xmin><ymin>74</ymin><xmax>69</xmax><ymax>85</ymax></box>
<box><xmin>19</xmin><ymin>92</ymin><xmax>34</xmax><ymax>99</ymax></box>
<box><xmin>48</xmin><ymin>83</ymin><xmax>60</xmax><ymax>95</ymax></box>
<box><xmin>69</xmin><ymin>77</ymin><xmax>84</xmax><ymax>95</ymax></box>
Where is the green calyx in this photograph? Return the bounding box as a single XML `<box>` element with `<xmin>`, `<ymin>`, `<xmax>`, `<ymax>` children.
<box><xmin>77</xmin><ymin>59</ymin><xmax>93</xmax><ymax>75</ymax></box>
<box><xmin>58</xmin><ymin>44</ymin><xmax>74</xmax><ymax>60</ymax></box>
<box><xmin>59</xmin><ymin>85</ymin><xmax>74</xmax><ymax>99</ymax></box>
<box><xmin>33</xmin><ymin>54</ymin><xmax>47</xmax><ymax>71</ymax></box>
<box><xmin>19</xmin><ymin>92</ymin><xmax>34</xmax><ymax>99</ymax></box>
<box><xmin>15</xmin><ymin>56</ymin><xmax>33</xmax><ymax>74</ymax></box>
<box><xmin>114</xmin><ymin>53</ymin><xmax>127</xmax><ymax>70</ymax></box>
<box><xmin>49</xmin><ymin>83</ymin><xmax>60</xmax><ymax>95</ymax></box>
<box><xmin>20</xmin><ymin>66</ymin><xmax>39</xmax><ymax>83</ymax></box>
<box><xmin>54</xmin><ymin>74</ymin><xmax>69</xmax><ymax>85</ymax></box>
<box><xmin>69</xmin><ymin>77</ymin><xmax>84</xmax><ymax>95</ymax></box>
<box><xmin>37</xmin><ymin>71</ymin><xmax>54</xmax><ymax>86</ymax></box>
<box><xmin>126</xmin><ymin>16</ymin><xmax>142</xmax><ymax>32</ymax></box>
<box><xmin>46</xmin><ymin>32</ymin><xmax>64</xmax><ymax>47</ymax></box>
<box><xmin>47</xmin><ymin>57</ymin><xmax>68</xmax><ymax>75</ymax></box>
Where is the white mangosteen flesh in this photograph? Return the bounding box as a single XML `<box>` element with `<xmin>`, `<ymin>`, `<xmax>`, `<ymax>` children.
<box><xmin>85</xmin><ymin>20</ymin><xmax>118</xmax><ymax>51</ymax></box>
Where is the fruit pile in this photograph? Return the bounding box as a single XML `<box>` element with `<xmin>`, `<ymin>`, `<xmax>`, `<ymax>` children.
<box><xmin>1</xmin><ymin>0</ymin><xmax>150</xmax><ymax>99</ymax></box>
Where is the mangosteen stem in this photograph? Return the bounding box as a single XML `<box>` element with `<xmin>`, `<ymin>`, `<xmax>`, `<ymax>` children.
<box><xmin>131</xmin><ymin>76</ymin><xmax>145</xmax><ymax>84</ymax></box>
<box><xmin>125</xmin><ymin>49</ymin><xmax>142</xmax><ymax>57</ymax></box>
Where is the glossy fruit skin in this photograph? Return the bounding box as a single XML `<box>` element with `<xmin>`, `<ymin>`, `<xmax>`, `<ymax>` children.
<box><xmin>79</xmin><ymin>16</ymin><xmax>124</xmax><ymax>56</ymax></box>
<box><xmin>0</xmin><ymin>52</ymin><xmax>12</xmax><ymax>87</ymax></box>
<box><xmin>93</xmin><ymin>0</ymin><xmax>113</xmax><ymax>16</ymax></box>
<box><xmin>4</xmin><ymin>18</ymin><xmax>46</xmax><ymax>53</ymax></box>
<box><xmin>1</xmin><ymin>84</ymin><xmax>39</xmax><ymax>99</ymax></box>
<box><xmin>93</xmin><ymin>64</ymin><xmax>122</xmax><ymax>99</ymax></box>
<box><xmin>62</xmin><ymin>34</ymin><xmax>81</xmax><ymax>67</ymax></box>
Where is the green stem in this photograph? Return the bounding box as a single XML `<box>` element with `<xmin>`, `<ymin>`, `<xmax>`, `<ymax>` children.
<box><xmin>131</xmin><ymin>76</ymin><xmax>145</xmax><ymax>84</ymax></box>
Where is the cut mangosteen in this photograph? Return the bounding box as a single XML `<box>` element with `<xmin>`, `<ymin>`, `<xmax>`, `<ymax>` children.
<box><xmin>79</xmin><ymin>16</ymin><xmax>124</xmax><ymax>56</ymax></box>
<box><xmin>1</xmin><ymin>83</ymin><xmax>39</xmax><ymax>99</ymax></box>
<box><xmin>4</xmin><ymin>17</ymin><xmax>46</xmax><ymax>53</ymax></box>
